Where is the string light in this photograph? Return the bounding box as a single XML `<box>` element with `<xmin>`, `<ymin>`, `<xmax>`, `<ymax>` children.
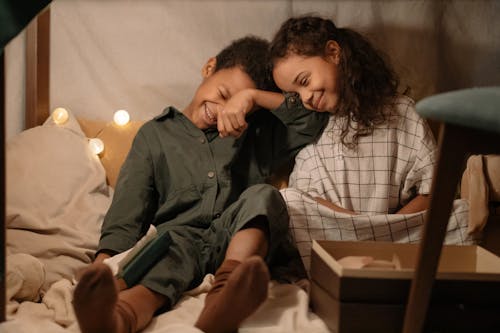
<box><xmin>88</xmin><ymin>138</ymin><xmax>104</xmax><ymax>155</ymax></box>
<box><xmin>113</xmin><ymin>109</ymin><xmax>130</xmax><ymax>126</ymax></box>
<box><xmin>52</xmin><ymin>107</ymin><xmax>69</xmax><ymax>125</ymax></box>
<box><xmin>51</xmin><ymin>107</ymin><xmax>133</xmax><ymax>155</ymax></box>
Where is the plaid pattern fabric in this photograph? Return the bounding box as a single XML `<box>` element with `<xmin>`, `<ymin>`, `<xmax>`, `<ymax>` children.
<box><xmin>280</xmin><ymin>96</ymin><xmax>474</xmax><ymax>272</ymax></box>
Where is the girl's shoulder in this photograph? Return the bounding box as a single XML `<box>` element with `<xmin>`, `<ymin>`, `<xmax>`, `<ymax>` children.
<box><xmin>390</xmin><ymin>95</ymin><xmax>423</xmax><ymax>122</ymax></box>
<box><xmin>394</xmin><ymin>94</ymin><xmax>415</xmax><ymax>106</ymax></box>
<box><xmin>392</xmin><ymin>95</ymin><xmax>416</xmax><ymax>113</ymax></box>
<box><xmin>389</xmin><ymin>95</ymin><xmax>435</xmax><ymax>142</ymax></box>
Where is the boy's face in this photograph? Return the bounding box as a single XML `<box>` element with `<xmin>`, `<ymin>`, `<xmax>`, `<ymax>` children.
<box><xmin>272</xmin><ymin>40</ymin><xmax>341</xmax><ymax>113</ymax></box>
<box><xmin>184</xmin><ymin>58</ymin><xmax>256</xmax><ymax>130</ymax></box>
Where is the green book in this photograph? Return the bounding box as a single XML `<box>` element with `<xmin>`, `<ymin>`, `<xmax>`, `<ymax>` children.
<box><xmin>116</xmin><ymin>229</ymin><xmax>173</xmax><ymax>287</ymax></box>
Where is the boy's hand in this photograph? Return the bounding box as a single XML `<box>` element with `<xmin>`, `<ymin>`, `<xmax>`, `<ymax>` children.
<box><xmin>217</xmin><ymin>89</ymin><xmax>256</xmax><ymax>138</ymax></box>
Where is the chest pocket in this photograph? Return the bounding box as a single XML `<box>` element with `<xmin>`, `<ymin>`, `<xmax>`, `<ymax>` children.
<box><xmin>158</xmin><ymin>185</ymin><xmax>202</xmax><ymax>222</ymax></box>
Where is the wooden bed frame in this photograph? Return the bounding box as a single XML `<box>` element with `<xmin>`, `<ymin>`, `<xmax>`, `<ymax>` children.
<box><xmin>1</xmin><ymin>4</ymin><xmax>498</xmax><ymax>331</ymax></box>
<box><xmin>1</xmin><ymin>36</ymin><xmax>6</xmax><ymax>324</ymax></box>
<box><xmin>25</xmin><ymin>8</ymin><xmax>51</xmax><ymax>129</ymax></box>
<box><xmin>0</xmin><ymin>7</ymin><xmax>51</xmax><ymax>323</ymax></box>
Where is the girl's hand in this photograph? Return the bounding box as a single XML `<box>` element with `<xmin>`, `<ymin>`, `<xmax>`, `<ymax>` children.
<box><xmin>395</xmin><ymin>194</ymin><xmax>429</xmax><ymax>214</ymax></box>
<box><xmin>217</xmin><ymin>89</ymin><xmax>256</xmax><ymax>138</ymax></box>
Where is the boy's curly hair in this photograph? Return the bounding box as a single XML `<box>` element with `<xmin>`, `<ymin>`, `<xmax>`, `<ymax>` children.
<box><xmin>215</xmin><ymin>36</ymin><xmax>278</xmax><ymax>92</ymax></box>
<box><xmin>270</xmin><ymin>16</ymin><xmax>401</xmax><ymax>148</ymax></box>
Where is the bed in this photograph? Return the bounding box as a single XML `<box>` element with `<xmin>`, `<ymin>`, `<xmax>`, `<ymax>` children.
<box><xmin>3</xmin><ymin>2</ymin><xmax>334</xmax><ymax>332</ymax></box>
<box><xmin>3</xmin><ymin>102</ymin><xmax>328</xmax><ymax>333</ymax></box>
<box><xmin>2</xmin><ymin>1</ymin><xmax>499</xmax><ymax>332</ymax></box>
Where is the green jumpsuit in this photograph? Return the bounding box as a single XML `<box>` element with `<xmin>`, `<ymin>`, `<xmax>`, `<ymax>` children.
<box><xmin>97</xmin><ymin>96</ymin><xmax>328</xmax><ymax>307</ymax></box>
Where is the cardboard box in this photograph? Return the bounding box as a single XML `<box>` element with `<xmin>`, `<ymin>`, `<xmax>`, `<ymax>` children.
<box><xmin>310</xmin><ymin>240</ymin><xmax>500</xmax><ymax>333</ymax></box>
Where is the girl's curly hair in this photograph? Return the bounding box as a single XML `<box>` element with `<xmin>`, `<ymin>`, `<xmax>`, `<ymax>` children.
<box><xmin>270</xmin><ymin>15</ymin><xmax>401</xmax><ymax>148</ymax></box>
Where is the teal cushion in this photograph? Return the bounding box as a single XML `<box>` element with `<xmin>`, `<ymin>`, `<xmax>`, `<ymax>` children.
<box><xmin>416</xmin><ymin>87</ymin><xmax>500</xmax><ymax>134</ymax></box>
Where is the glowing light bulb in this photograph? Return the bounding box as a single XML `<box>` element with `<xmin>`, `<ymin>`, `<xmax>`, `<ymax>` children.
<box><xmin>113</xmin><ymin>109</ymin><xmax>130</xmax><ymax>126</ymax></box>
<box><xmin>88</xmin><ymin>138</ymin><xmax>104</xmax><ymax>155</ymax></box>
<box><xmin>52</xmin><ymin>107</ymin><xmax>69</xmax><ymax>125</ymax></box>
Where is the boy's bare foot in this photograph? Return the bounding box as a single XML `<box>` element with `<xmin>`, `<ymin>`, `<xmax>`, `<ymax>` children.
<box><xmin>195</xmin><ymin>256</ymin><xmax>270</xmax><ymax>333</ymax></box>
<box><xmin>73</xmin><ymin>263</ymin><xmax>119</xmax><ymax>333</ymax></box>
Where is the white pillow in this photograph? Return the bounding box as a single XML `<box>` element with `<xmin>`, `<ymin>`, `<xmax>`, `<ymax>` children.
<box><xmin>6</xmin><ymin>110</ymin><xmax>113</xmax><ymax>292</ymax></box>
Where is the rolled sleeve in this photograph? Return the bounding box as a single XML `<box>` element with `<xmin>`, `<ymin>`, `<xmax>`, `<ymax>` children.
<box><xmin>402</xmin><ymin>112</ymin><xmax>437</xmax><ymax>199</ymax></box>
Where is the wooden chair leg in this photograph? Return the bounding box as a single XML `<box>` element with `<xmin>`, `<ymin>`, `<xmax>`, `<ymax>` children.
<box><xmin>402</xmin><ymin>124</ymin><xmax>468</xmax><ymax>333</ymax></box>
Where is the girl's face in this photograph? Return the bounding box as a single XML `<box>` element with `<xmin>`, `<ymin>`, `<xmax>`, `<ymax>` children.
<box><xmin>272</xmin><ymin>41</ymin><xmax>341</xmax><ymax>113</ymax></box>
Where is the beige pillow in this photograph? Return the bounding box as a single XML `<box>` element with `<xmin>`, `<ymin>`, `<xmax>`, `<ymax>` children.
<box><xmin>78</xmin><ymin>118</ymin><xmax>143</xmax><ymax>188</ymax></box>
<box><xmin>6</xmin><ymin>111</ymin><xmax>113</xmax><ymax>292</ymax></box>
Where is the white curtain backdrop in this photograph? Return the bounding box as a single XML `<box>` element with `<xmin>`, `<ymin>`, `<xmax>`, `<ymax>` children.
<box><xmin>5</xmin><ymin>0</ymin><xmax>500</xmax><ymax>139</ymax></box>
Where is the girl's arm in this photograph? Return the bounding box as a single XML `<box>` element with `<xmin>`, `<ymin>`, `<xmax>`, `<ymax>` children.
<box><xmin>396</xmin><ymin>194</ymin><xmax>430</xmax><ymax>214</ymax></box>
<box><xmin>315</xmin><ymin>195</ymin><xmax>430</xmax><ymax>215</ymax></box>
<box><xmin>314</xmin><ymin>197</ymin><xmax>358</xmax><ymax>215</ymax></box>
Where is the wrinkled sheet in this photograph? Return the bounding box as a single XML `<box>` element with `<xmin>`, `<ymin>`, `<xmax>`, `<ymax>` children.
<box><xmin>2</xmin><ymin>274</ymin><xmax>329</xmax><ymax>333</ymax></box>
<box><xmin>3</xmin><ymin>237</ymin><xmax>330</xmax><ymax>333</ymax></box>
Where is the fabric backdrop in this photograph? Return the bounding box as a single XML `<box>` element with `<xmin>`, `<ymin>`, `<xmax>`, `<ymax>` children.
<box><xmin>4</xmin><ymin>0</ymin><xmax>500</xmax><ymax>139</ymax></box>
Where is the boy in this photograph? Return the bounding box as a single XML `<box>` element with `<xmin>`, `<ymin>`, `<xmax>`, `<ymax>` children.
<box><xmin>72</xmin><ymin>36</ymin><xmax>328</xmax><ymax>333</ymax></box>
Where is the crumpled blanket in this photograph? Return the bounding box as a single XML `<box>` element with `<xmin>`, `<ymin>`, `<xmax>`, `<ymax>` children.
<box><xmin>6</xmin><ymin>253</ymin><xmax>45</xmax><ymax>314</ymax></box>
<box><xmin>2</xmin><ymin>248</ymin><xmax>330</xmax><ymax>333</ymax></box>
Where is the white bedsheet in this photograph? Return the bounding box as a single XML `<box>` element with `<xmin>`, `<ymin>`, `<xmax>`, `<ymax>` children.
<box><xmin>2</xmin><ymin>277</ymin><xmax>329</xmax><ymax>333</ymax></box>
<box><xmin>2</xmin><ymin>247</ymin><xmax>330</xmax><ymax>333</ymax></box>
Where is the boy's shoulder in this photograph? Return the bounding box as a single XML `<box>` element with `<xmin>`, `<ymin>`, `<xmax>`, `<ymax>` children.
<box><xmin>152</xmin><ymin>106</ymin><xmax>178</xmax><ymax>122</ymax></box>
<box><xmin>135</xmin><ymin>106</ymin><xmax>184</xmax><ymax>138</ymax></box>
<box><xmin>139</xmin><ymin>107</ymin><xmax>179</xmax><ymax>128</ymax></box>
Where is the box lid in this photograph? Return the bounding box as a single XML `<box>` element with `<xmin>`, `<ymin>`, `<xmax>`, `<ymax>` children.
<box><xmin>311</xmin><ymin>240</ymin><xmax>500</xmax><ymax>304</ymax></box>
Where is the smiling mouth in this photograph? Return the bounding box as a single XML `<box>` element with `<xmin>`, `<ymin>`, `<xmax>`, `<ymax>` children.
<box><xmin>313</xmin><ymin>93</ymin><xmax>323</xmax><ymax>110</ymax></box>
<box><xmin>205</xmin><ymin>104</ymin><xmax>217</xmax><ymax>124</ymax></box>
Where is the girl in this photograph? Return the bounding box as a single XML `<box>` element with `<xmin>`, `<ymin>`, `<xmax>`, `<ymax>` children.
<box><xmin>270</xmin><ymin>15</ymin><xmax>472</xmax><ymax>271</ymax></box>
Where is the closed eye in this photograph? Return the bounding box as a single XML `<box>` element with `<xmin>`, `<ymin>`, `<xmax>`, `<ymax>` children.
<box><xmin>218</xmin><ymin>89</ymin><xmax>227</xmax><ymax>99</ymax></box>
<box><xmin>218</xmin><ymin>87</ymin><xmax>231</xmax><ymax>100</ymax></box>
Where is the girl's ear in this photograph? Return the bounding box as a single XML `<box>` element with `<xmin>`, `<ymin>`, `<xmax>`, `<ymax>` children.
<box><xmin>202</xmin><ymin>57</ymin><xmax>217</xmax><ymax>78</ymax></box>
<box><xmin>325</xmin><ymin>40</ymin><xmax>341</xmax><ymax>65</ymax></box>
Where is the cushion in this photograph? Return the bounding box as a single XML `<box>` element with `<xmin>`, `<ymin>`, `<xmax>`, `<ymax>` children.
<box><xmin>78</xmin><ymin>118</ymin><xmax>143</xmax><ymax>188</ymax></box>
<box><xmin>6</xmin><ymin>110</ymin><xmax>113</xmax><ymax>292</ymax></box>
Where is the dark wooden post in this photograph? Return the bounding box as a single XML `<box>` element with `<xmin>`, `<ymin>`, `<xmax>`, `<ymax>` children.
<box><xmin>26</xmin><ymin>8</ymin><xmax>50</xmax><ymax>129</ymax></box>
<box><xmin>0</xmin><ymin>48</ymin><xmax>6</xmax><ymax>324</ymax></box>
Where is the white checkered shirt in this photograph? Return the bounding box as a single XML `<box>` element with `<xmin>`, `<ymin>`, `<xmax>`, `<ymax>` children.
<box><xmin>280</xmin><ymin>96</ymin><xmax>473</xmax><ymax>272</ymax></box>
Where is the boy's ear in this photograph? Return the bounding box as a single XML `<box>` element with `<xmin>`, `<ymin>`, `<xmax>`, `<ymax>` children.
<box><xmin>325</xmin><ymin>40</ymin><xmax>341</xmax><ymax>65</ymax></box>
<box><xmin>202</xmin><ymin>57</ymin><xmax>217</xmax><ymax>78</ymax></box>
